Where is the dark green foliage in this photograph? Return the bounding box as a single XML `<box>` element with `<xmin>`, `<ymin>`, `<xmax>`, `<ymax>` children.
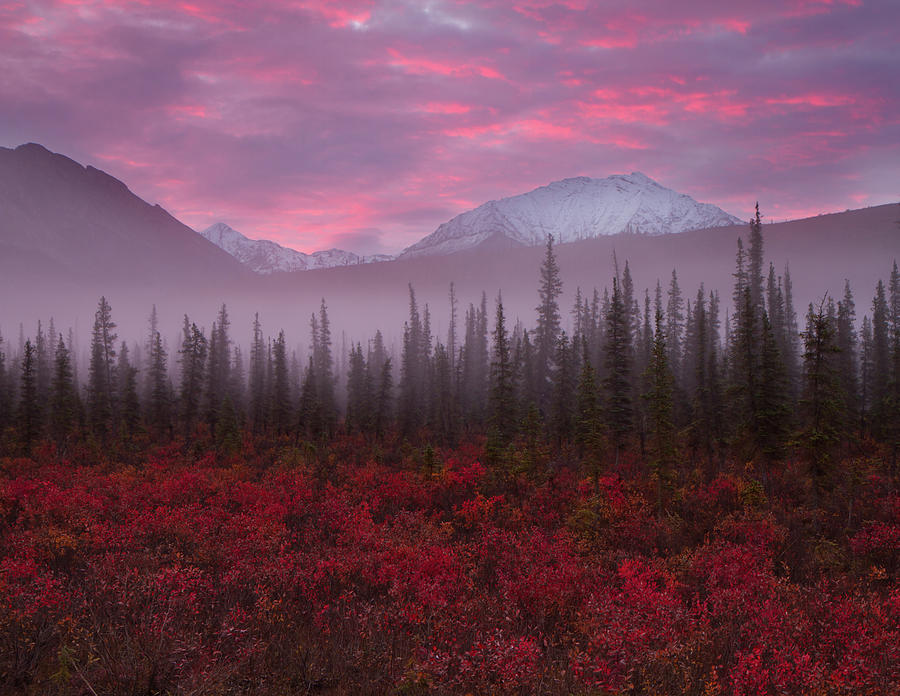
<box><xmin>87</xmin><ymin>296</ymin><xmax>117</xmax><ymax>439</ymax></box>
<box><xmin>298</xmin><ymin>356</ymin><xmax>321</xmax><ymax>440</ymax></box>
<box><xmin>249</xmin><ymin>313</ymin><xmax>267</xmax><ymax>432</ymax></box>
<box><xmin>430</xmin><ymin>342</ymin><xmax>457</xmax><ymax>444</ymax></box>
<box><xmin>603</xmin><ymin>277</ymin><xmax>632</xmax><ymax>453</ymax></box>
<box><xmin>50</xmin><ymin>335</ymin><xmax>77</xmax><ymax>447</ymax></box>
<box><xmin>535</xmin><ymin>235</ymin><xmax>563</xmax><ymax>411</ymax></box>
<box><xmin>18</xmin><ymin>339</ymin><xmax>40</xmax><ymax>451</ymax></box>
<box><xmin>147</xmin><ymin>330</ymin><xmax>170</xmax><ymax>434</ymax></box>
<box><xmin>270</xmin><ymin>331</ymin><xmax>292</xmax><ymax>434</ymax></box>
<box><xmin>799</xmin><ymin>301</ymin><xmax>845</xmax><ymax>486</ymax></box>
<box><xmin>488</xmin><ymin>294</ymin><xmax>517</xmax><ymax>447</ymax></box>
<box><xmin>315</xmin><ymin>299</ymin><xmax>337</xmax><ymax>435</ymax></box>
<box><xmin>835</xmin><ymin>281</ymin><xmax>859</xmax><ymax>423</ymax></box>
<box><xmin>0</xmin><ymin>330</ymin><xmax>10</xmax><ymax>431</ymax></box>
<box><xmin>644</xmin><ymin>308</ymin><xmax>676</xmax><ymax>504</ymax></box>
<box><xmin>179</xmin><ymin>316</ymin><xmax>207</xmax><ymax>438</ymax></box>
<box><xmin>346</xmin><ymin>342</ymin><xmax>370</xmax><ymax>435</ymax></box>
<box><xmin>666</xmin><ymin>269</ymin><xmax>684</xmax><ymax>382</ymax></box>
<box><xmin>116</xmin><ymin>342</ymin><xmax>140</xmax><ymax>437</ymax></box>
<box><xmin>755</xmin><ymin>311</ymin><xmax>791</xmax><ymax>462</ymax></box>
<box><xmin>575</xmin><ymin>340</ymin><xmax>603</xmax><ymax>460</ymax></box>
<box><xmin>748</xmin><ymin>203</ymin><xmax>765</xmax><ymax>314</ymax></box>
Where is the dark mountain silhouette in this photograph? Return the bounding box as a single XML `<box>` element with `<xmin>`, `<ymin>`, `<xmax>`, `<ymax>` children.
<box><xmin>0</xmin><ymin>143</ymin><xmax>248</xmax><ymax>289</ymax></box>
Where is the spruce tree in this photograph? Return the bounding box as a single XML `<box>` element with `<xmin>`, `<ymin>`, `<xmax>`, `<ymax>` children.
<box><xmin>550</xmin><ymin>332</ymin><xmax>576</xmax><ymax>446</ymax></box>
<box><xmin>666</xmin><ymin>270</ymin><xmax>684</xmax><ymax>383</ymax></box>
<box><xmin>270</xmin><ymin>330</ymin><xmax>292</xmax><ymax>434</ymax></box>
<box><xmin>755</xmin><ymin>311</ymin><xmax>791</xmax><ymax>463</ymax></box>
<box><xmin>431</xmin><ymin>342</ymin><xmax>457</xmax><ymax>444</ymax></box>
<box><xmin>488</xmin><ymin>293</ymin><xmax>516</xmax><ymax>447</ymax></box>
<box><xmin>836</xmin><ymin>281</ymin><xmax>859</xmax><ymax>424</ymax></box>
<box><xmin>748</xmin><ymin>203</ymin><xmax>765</xmax><ymax>314</ymax></box>
<box><xmin>87</xmin><ymin>296</ymin><xmax>117</xmax><ymax>439</ymax></box>
<box><xmin>35</xmin><ymin>321</ymin><xmax>50</xmax><ymax>423</ymax></box>
<box><xmin>116</xmin><ymin>342</ymin><xmax>140</xmax><ymax>436</ymax></box>
<box><xmin>50</xmin><ymin>335</ymin><xmax>77</xmax><ymax>448</ymax></box>
<box><xmin>18</xmin><ymin>339</ymin><xmax>40</xmax><ymax>451</ymax></box>
<box><xmin>298</xmin><ymin>356</ymin><xmax>321</xmax><ymax>440</ymax></box>
<box><xmin>575</xmin><ymin>340</ymin><xmax>603</xmax><ymax>463</ymax></box>
<box><xmin>147</xmin><ymin>330</ymin><xmax>170</xmax><ymax>434</ymax></box>
<box><xmin>799</xmin><ymin>301</ymin><xmax>844</xmax><ymax>487</ymax></box>
<box><xmin>374</xmin><ymin>357</ymin><xmax>393</xmax><ymax>437</ymax></box>
<box><xmin>871</xmin><ymin>280</ymin><xmax>891</xmax><ymax>434</ymax></box>
<box><xmin>859</xmin><ymin>314</ymin><xmax>874</xmax><ymax>433</ymax></box>
<box><xmin>0</xmin><ymin>330</ymin><xmax>8</xmax><ymax>432</ymax></box>
<box><xmin>644</xmin><ymin>308</ymin><xmax>675</xmax><ymax>503</ymax></box>
<box><xmin>535</xmin><ymin>235</ymin><xmax>563</xmax><ymax>411</ymax></box>
<box><xmin>249</xmin><ymin>313</ymin><xmax>267</xmax><ymax>431</ymax></box>
<box><xmin>603</xmin><ymin>277</ymin><xmax>632</xmax><ymax>458</ymax></box>
<box><xmin>179</xmin><ymin>317</ymin><xmax>207</xmax><ymax>438</ymax></box>
<box><xmin>399</xmin><ymin>286</ymin><xmax>423</xmax><ymax>435</ymax></box>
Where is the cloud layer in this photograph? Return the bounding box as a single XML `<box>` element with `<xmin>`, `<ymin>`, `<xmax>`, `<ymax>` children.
<box><xmin>2</xmin><ymin>0</ymin><xmax>897</xmax><ymax>253</ymax></box>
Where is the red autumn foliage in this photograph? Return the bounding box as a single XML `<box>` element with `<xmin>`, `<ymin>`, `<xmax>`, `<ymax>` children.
<box><xmin>1</xmin><ymin>440</ymin><xmax>899</xmax><ymax>694</ymax></box>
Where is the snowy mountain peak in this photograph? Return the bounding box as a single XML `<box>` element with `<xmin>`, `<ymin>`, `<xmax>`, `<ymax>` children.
<box><xmin>399</xmin><ymin>173</ymin><xmax>742</xmax><ymax>259</ymax></box>
<box><xmin>198</xmin><ymin>223</ymin><xmax>393</xmax><ymax>274</ymax></box>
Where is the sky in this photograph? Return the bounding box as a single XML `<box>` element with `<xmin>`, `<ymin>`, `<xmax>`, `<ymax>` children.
<box><xmin>1</xmin><ymin>0</ymin><xmax>898</xmax><ymax>255</ymax></box>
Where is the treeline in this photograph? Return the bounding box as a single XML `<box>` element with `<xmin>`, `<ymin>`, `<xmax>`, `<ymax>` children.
<box><xmin>1</xmin><ymin>207</ymin><xmax>898</xmax><ymax>478</ymax></box>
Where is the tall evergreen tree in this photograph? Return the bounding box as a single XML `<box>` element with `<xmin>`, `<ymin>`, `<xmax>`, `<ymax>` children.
<box><xmin>0</xmin><ymin>330</ymin><xmax>8</xmax><ymax>432</ymax></box>
<box><xmin>116</xmin><ymin>342</ymin><xmax>140</xmax><ymax>436</ymax></box>
<box><xmin>18</xmin><ymin>339</ymin><xmax>40</xmax><ymax>451</ymax></box>
<box><xmin>836</xmin><ymin>281</ymin><xmax>859</xmax><ymax>423</ymax></box>
<box><xmin>550</xmin><ymin>332</ymin><xmax>576</xmax><ymax>445</ymax></box>
<box><xmin>748</xmin><ymin>203</ymin><xmax>765</xmax><ymax>314</ymax></box>
<box><xmin>374</xmin><ymin>358</ymin><xmax>393</xmax><ymax>437</ymax></box>
<box><xmin>315</xmin><ymin>300</ymin><xmax>337</xmax><ymax>435</ymax></box>
<box><xmin>859</xmin><ymin>314</ymin><xmax>874</xmax><ymax>433</ymax></box>
<box><xmin>448</xmin><ymin>282</ymin><xmax>458</xmax><ymax>372</ymax></box>
<box><xmin>399</xmin><ymin>286</ymin><xmax>424</xmax><ymax>435</ymax></box>
<box><xmin>871</xmin><ymin>280</ymin><xmax>891</xmax><ymax>434</ymax></box>
<box><xmin>644</xmin><ymin>308</ymin><xmax>675</xmax><ymax>499</ymax></box>
<box><xmin>575</xmin><ymin>340</ymin><xmax>603</xmax><ymax>461</ymax></box>
<box><xmin>755</xmin><ymin>311</ymin><xmax>791</xmax><ymax>463</ymax></box>
<box><xmin>603</xmin><ymin>277</ymin><xmax>633</xmax><ymax>457</ymax></box>
<box><xmin>799</xmin><ymin>301</ymin><xmax>845</xmax><ymax>487</ymax></box>
<box><xmin>147</xmin><ymin>330</ymin><xmax>170</xmax><ymax>434</ymax></box>
<box><xmin>666</xmin><ymin>270</ymin><xmax>685</xmax><ymax>383</ymax></box>
<box><xmin>35</xmin><ymin>321</ymin><xmax>50</xmax><ymax>422</ymax></box>
<box><xmin>178</xmin><ymin>317</ymin><xmax>207</xmax><ymax>438</ymax></box>
<box><xmin>50</xmin><ymin>335</ymin><xmax>77</xmax><ymax>448</ymax></box>
<box><xmin>270</xmin><ymin>330</ymin><xmax>292</xmax><ymax>434</ymax></box>
<box><xmin>346</xmin><ymin>342</ymin><xmax>367</xmax><ymax>434</ymax></box>
<box><xmin>249</xmin><ymin>313</ymin><xmax>268</xmax><ymax>431</ymax></box>
<box><xmin>534</xmin><ymin>235</ymin><xmax>563</xmax><ymax>411</ymax></box>
<box><xmin>488</xmin><ymin>293</ymin><xmax>516</xmax><ymax>447</ymax></box>
<box><xmin>87</xmin><ymin>296</ymin><xmax>117</xmax><ymax>439</ymax></box>
<box><xmin>430</xmin><ymin>342</ymin><xmax>457</xmax><ymax>444</ymax></box>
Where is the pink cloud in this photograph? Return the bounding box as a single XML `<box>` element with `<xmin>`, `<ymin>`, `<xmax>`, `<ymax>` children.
<box><xmin>0</xmin><ymin>0</ymin><xmax>895</xmax><ymax>252</ymax></box>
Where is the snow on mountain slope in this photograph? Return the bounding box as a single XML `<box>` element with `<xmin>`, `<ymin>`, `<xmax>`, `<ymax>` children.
<box><xmin>399</xmin><ymin>173</ymin><xmax>742</xmax><ymax>259</ymax></box>
<box><xmin>199</xmin><ymin>223</ymin><xmax>393</xmax><ymax>274</ymax></box>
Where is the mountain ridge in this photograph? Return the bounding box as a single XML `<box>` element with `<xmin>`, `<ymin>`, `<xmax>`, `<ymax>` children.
<box><xmin>199</xmin><ymin>222</ymin><xmax>393</xmax><ymax>274</ymax></box>
<box><xmin>399</xmin><ymin>172</ymin><xmax>742</xmax><ymax>259</ymax></box>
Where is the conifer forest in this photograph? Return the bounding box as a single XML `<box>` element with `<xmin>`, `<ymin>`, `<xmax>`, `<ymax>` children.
<box><xmin>2</xmin><ymin>213</ymin><xmax>900</xmax><ymax>695</ymax></box>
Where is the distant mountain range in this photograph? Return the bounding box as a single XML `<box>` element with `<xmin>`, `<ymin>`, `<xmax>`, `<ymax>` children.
<box><xmin>203</xmin><ymin>172</ymin><xmax>742</xmax><ymax>273</ymax></box>
<box><xmin>200</xmin><ymin>223</ymin><xmax>393</xmax><ymax>274</ymax></box>
<box><xmin>0</xmin><ymin>142</ymin><xmax>896</xmax><ymax>347</ymax></box>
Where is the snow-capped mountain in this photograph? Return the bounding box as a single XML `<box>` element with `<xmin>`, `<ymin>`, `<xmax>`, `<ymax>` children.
<box><xmin>199</xmin><ymin>223</ymin><xmax>393</xmax><ymax>274</ymax></box>
<box><xmin>400</xmin><ymin>173</ymin><xmax>742</xmax><ymax>259</ymax></box>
